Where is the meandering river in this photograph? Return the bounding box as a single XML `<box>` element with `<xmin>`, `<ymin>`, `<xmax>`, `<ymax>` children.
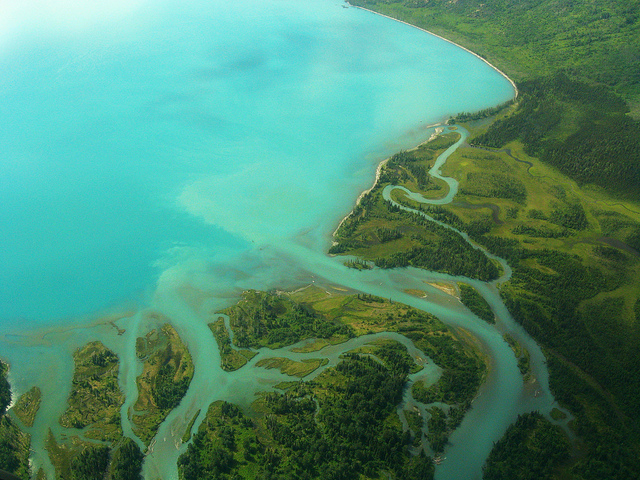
<box><xmin>0</xmin><ymin>1</ymin><xmax>564</xmax><ymax>478</ymax></box>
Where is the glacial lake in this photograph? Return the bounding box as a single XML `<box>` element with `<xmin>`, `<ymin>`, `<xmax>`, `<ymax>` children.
<box><xmin>0</xmin><ymin>1</ymin><xmax>563</xmax><ymax>479</ymax></box>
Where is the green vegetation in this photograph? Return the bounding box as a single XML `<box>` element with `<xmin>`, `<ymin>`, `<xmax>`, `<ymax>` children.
<box><xmin>289</xmin><ymin>288</ymin><xmax>487</xmax><ymax>416</ymax></box>
<box><xmin>255</xmin><ymin>357</ymin><xmax>327</xmax><ymax>378</ymax></box>
<box><xmin>209</xmin><ymin>317</ymin><xmax>257</xmax><ymax>371</ymax></box>
<box><xmin>351</xmin><ymin>339</ymin><xmax>424</xmax><ymax>374</ymax></box>
<box><xmin>459</xmin><ymin>283</ymin><xmax>495</xmax><ymax>324</ymax></box>
<box><xmin>108</xmin><ymin>437</ymin><xmax>144</xmax><ymax>480</ymax></box>
<box><xmin>0</xmin><ymin>362</ymin><xmax>30</xmax><ymax>480</ymax></box>
<box><xmin>404</xmin><ymin>408</ymin><xmax>423</xmax><ymax>436</ymax></box>
<box><xmin>179</xmin><ymin>356</ymin><xmax>435</xmax><ymax>480</ymax></box>
<box><xmin>503</xmin><ymin>334</ymin><xmax>532</xmax><ymax>380</ymax></box>
<box><xmin>0</xmin><ymin>361</ymin><xmax>11</xmax><ymax>416</ymax></box>
<box><xmin>69</xmin><ymin>444</ymin><xmax>110</xmax><ymax>480</ymax></box>
<box><xmin>222</xmin><ymin>290</ymin><xmax>354</xmax><ymax>349</ymax></box>
<box><xmin>133</xmin><ymin>323</ymin><xmax>194</xmax><ymax>446</ymax></box>
<box><xmin>460</xmin><ymin>172</ymin><xmax>526</xmax><ymax>203</ymax></box>
<box><xmin>206</xmin><ymin>287</ymin><xmax>486</xmax><ymax>467</ymax></box>
<box><xmin>450</xmin><ymin>100</ymin><xmax>514</xmax><ymax>124</ymax></box>
<box><xmin>59</xmin><ymin>341</ymin><xmax>124</xmax><ymax>442</ymax></box>
<box><xmin>343</xmin><ymin>258</ymin><xmax>372</xmax><ymax>270</ymax></box>
<box><xmin>472</xmin><ymin>74</ymin><xmax>640</xmax><ymax>200</ymax></box>
<box><xmin>331</xmin><ymin>136</ymin><xmax>501</xmax><ymax>281</ymax></box>
<box><xmin>182</xmin><ymin>409</ymin><xmax>201</xmax><ymax>444</ymax></box>
<box><xmin>482</xmin><ymin>412</ymin><xmax>570</xmax><ymax>480</ymax></box>
<box><xmin>46</xmin><ymin>431</ymin><xmax>143</xmax><ymax>480</ymax></box>
<box><xmin>433</xmin><ymin>130</ymin><xmax>640</xmax><ymax>476</ymax></box>
<box><xmin>283</xmin><ymin>288</ymin><xmax>486</xmax><ymax>454</ymax></box>
<box><xmin>13</xmin><ymin>386</ymin><xmax>41</xmax><ymax>428</ymax></box>
<box><xmin>45</xmin><ymin>341</ymin><xmax>144</xmax><ymax>480</ymax></box>
<box><xmin>0</xmin><ymin>416</ymin><xmax>30</xmax><ymax>480</ymax></box>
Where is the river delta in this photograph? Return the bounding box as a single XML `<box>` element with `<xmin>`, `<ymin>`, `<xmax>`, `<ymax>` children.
<box><xmin>0</xmin><ymin>1</ymin><xmax>563</xmax><ymax>479</ymax></box>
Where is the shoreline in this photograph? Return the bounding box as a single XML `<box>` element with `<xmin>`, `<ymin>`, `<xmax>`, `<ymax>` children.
<box><xmin>351</xmin><ymin>5</ymin><xmax>519</xmax><ymax>98</ymax></box>
<box><xmin>331</xmin><ymin>124</ymin><xmax>444</xmax><ymax>241</ymax></box>
<box><xmin>332</xmin><ymin>5</ymin><xmax>518</xmax><ymax>242</ymax></box>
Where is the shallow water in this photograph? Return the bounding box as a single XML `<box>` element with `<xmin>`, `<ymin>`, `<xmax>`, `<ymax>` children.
<box><xmin>0</xmin><ymin>0</ymin><xmax>559</xmax><ymax>478</ymax></box>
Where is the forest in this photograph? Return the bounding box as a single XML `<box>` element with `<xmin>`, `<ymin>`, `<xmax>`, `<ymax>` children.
<box><xmin>458</xmin><ymin>284</ymin><xmax>495</xmax><ymax>324</ymax></box>
<box><xmin>482</xmin><ymin>412</ymin><xmax>570</xmax><ymax>480</ymax></box>
<box><xmin>222</xmin><ymin>290</ymin><xmax>354</xmax><ymax>349</ymax></box>
<box><xmin>178</xmin><ymin>356</ymin><xmax>435</xmax><ymax>480</ymax></box>
<box><xmin>0</xmin><ymin>362</ymin><xmax>30</xmax><ymax>479</ymax></box>
<box><xmin>471</xmin><ymin>74</ymin><xmax>640</xmax><ymax>199</ymax></box>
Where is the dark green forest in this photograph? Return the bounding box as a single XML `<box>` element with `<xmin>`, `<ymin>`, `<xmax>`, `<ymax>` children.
<box><xmin>459</xmin><ymin>284</ymin><xmax>495</xmax><ymax>324</ymax></box>
<box><xmin>179</xmin><ymin>355</ymin><xmax>435</xmax><ymax>480</ymax></box>
<box><xmin>482</xmin><ymin>412</ymin><xmax>570</xmax><ymax>480</ymax></box>
<box><xmin>472</xmin><ymin>73</ymin><xmax>640</xmax><ymax>199</ymax></box>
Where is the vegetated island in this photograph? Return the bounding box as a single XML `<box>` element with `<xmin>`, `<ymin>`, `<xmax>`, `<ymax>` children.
<box><xmin>45</xmin><ymin>341</ymin><xmax>145</xmax><ymax>480</ymax></box>
<box><xmin>13</xmin><ymin>386</ymin><xmax>42</xmax><ymax>428</ymax></box>
<box><xmin>36</xmin><ymin>319</ymin><xmax>194</xmax><ymax>480</ymax></box>
<box><xmin>132</xmin><ymin>321</ymin><xmax>194</xmax><ymax>446</ymax></box>
<box><xmin>179</xmin><ymin>286</ymin><xmax>487</xmax><ymax>480</ymax></box>
<box><xmin>458</xmin><ymin>283</ymin><xmax>495</xmax><ymax>324</ymax></box>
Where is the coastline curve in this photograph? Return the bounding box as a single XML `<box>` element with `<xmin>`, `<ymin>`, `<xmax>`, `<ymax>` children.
<box><xmin>351</xmin><ymin>5</ymin><xmax>519</xmax><ymax>98</ymax></box>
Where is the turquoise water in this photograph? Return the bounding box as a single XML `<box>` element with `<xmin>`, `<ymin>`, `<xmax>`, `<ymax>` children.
<box><xmin>0</xmin><ymin>0</ymin><xmax>513</xmax><ymax>326</ymax></box>
<box><xmin>0</xmin><ymin>1</ymin><xmax>555</xmax><ymax>479</ymax></box>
